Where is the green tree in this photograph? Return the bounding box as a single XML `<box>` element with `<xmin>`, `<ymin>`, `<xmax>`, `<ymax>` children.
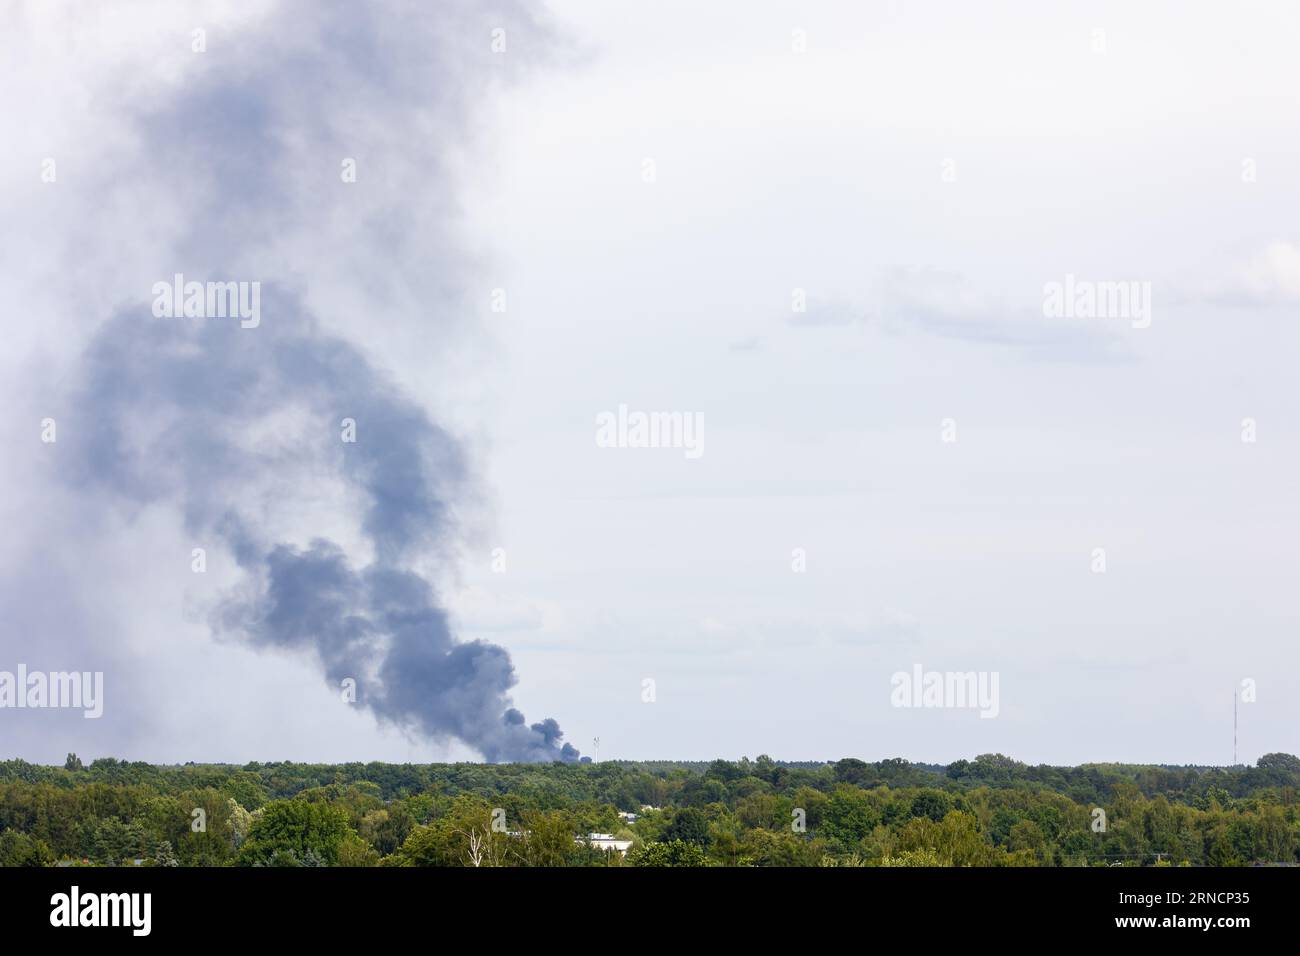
<box><xmin>880</xmin><ymin>847</ymin><xmax>943</xmax><ymax>867</ymax></box>
<box><xmin>514</xmin><ymin>810</ymin><xmax>578</xmax><ymax>867</ymax></box>
<box><xmin>910</xmin><ymin>790</ymin><xmax>954</xmax><ymax>823</ymax></box>
<box><xmin>236</xmin><ymin>800</ymin><xmax>352</xmax><ymax>866</ymax></box>
<box><xmin>0</xmin><ymin>830</ymin><xmax>54</xmax><ymax>867</ymax></box>
<box><xmin>627</xmin><ymin>839</ymin><xmax>710</xmax><ymax>867</ymax></box>
<box><xmin>337</xmin><ymin>834</ymin><xmax>381</xmax><ymax>867</ymax></box>
<box><xmin>822</xmin><ymin>785</ymin><xmax>879</xmax><ymax>848</ymax></box>
<box><xmin>664</xmin><ymin>807</ymin><xmax>710</xmax><ymax>847</ymax></box>
<box><xmin>151</xmin><ymin>840</ymin><xmax>180</xmax><ymax>867</ymax></box>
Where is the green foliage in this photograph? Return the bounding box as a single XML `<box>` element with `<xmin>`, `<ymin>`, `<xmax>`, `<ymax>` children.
<box><xmin>664</xmin><ymin>807</ymin><xmax>710</xmax><ymax>847</ymax></box>
<box><xmin>910</xmin><ymin>790</ymin><xmax>954</xmax><ymax>823</ymax></box>
<box><xmin>337</xmin><ymin>834</ymin><xmax>381</xmax><ymax>867</ymax></box>
<box><xmin>881</xmin><ymin>848</ymin><xmax>944</xmax><ymax>867</ymax></box>
<box><xmin>0</xmin><ymin>753</ymin><xmax>1296</xmax><ymax>867</ymax></box>
<box><xmin>822</xmin><ymin>784</ymin><xmax>880</xmax><ymax>849</ymax></box>
<box><xmin>626</xmin><ymin>839</ymin><xmax>710</xmax><ymax>867</ymax></box>
<box><xmin>513</xmin><ymin>810</ymin><xmax>581</xmax><ymax>867</ymax></box>
<box><xmin>235</xmin><ymin>800</ymin><xmax>352</xmax><ymax>866</ymax></box>
<box><xmin>0</xmin><ymin>829</ymin><xmax>53</xmax><ymax>867</ymax></box>
<box><xmin>152</xmin><ymin>840</ymin><xmax>180</xmax><ymax>867</ymax></box>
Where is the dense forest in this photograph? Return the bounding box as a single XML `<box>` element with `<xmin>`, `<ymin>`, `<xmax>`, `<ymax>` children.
<box><xmin>1</xmin><ymin>753</ymin><xmax>1298</xmax><ymax>867</ymax></box>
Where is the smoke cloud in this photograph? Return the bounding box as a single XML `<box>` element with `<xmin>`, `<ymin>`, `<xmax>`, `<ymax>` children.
<box><xmin>7</xmin><ymin>1</ymin><xmax>578</xmax><ymax>762</ymax></box>
<box><xmin>70</xmin><ymin>302</ymin><xmax>577</xmax><ymax>762</ymax></box>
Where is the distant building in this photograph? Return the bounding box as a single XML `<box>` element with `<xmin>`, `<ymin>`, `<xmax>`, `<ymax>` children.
<box><xmin>583</xmin><ymin>833</ymin><xmax>633</xmax><ymax>857</ymax></box>
<box><xmin>506</xmin><ymin>829</ymin><xmax>635</xmax><ymax>857</ymax></box>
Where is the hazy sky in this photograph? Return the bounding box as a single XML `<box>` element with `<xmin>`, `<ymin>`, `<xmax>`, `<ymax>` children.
<box><xmin>2</xmin><ymin>1</ymin><xmax>1298</xmax><ymax>766</ymax></box>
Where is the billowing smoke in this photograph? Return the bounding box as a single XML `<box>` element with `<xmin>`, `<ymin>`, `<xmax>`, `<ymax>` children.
<box><xmin>37</xmin><ymin>1</ymin><xmax>578</xmax><ymax>762</ymax></box>
<box><xmin>70</xmin><ymin>296</ymin><xmax>577</xmax><ymax>763</ymax></box>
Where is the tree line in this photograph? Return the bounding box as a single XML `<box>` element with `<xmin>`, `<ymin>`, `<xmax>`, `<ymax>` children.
<box><xmin>0</xmin><ymin>752</ymin><xmax>1296</xmax><ymax>866</ymax></box>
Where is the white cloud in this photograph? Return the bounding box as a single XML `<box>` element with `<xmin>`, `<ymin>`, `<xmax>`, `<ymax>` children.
<box><xmin>1203</xmin><ymin>241</ymin><xmax>1300</xmax><ymax>306</ymax></box>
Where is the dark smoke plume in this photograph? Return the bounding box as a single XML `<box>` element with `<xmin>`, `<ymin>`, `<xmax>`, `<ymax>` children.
<box><xmin>70</xmin><ymin>299</ymin><xmax>578</xmax><ymax>763</ymax></box>
<box><xmin>50</xmin><ymin>1</ymin><xmax>578</xmax><ymax>762</ymax></box>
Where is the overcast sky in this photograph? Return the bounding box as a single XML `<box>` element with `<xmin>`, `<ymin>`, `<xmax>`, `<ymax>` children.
<box><xmin>2</xmin><ymin>1</ymin><xmax>1298</xmax><ymax>767</ymax></box>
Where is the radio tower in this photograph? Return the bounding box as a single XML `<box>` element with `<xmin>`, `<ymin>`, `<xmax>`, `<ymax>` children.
<box><xmin>1233</xmin><ymin>690</ymin><xmax>1238</xmax><ymax>766</ymax></box>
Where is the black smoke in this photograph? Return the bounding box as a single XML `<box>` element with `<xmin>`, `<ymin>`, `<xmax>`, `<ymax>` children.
<box><xmin>70</xmin><ymin>299</ymin><xmax>578</xmax><ymax>763</ymax></box>
<box><xmin>50</xmin><ymin>0</ymin><xmax>577</xmax><ymax>762</ymax></box>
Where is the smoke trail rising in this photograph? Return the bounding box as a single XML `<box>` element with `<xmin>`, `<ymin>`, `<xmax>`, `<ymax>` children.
<box><xmin>12</xmin><ymin>0</ymin><xmax>578</xmax><ymax>761</ymax></box>
<box><xmin>70</xmin><ymin>301</ymin><xmax>577</xmax><ymax>762</ymax></box>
